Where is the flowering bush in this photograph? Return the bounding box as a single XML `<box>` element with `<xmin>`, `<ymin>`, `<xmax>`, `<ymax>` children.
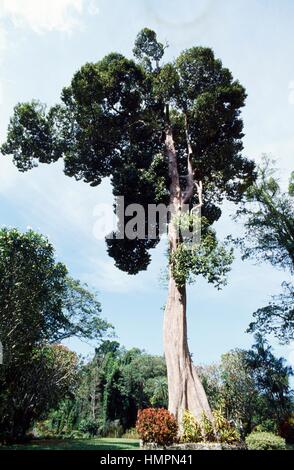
<box><xmin>136</xmin><ymin>408</ymin><xmax>178</xmax><ymax>446</ymax></box>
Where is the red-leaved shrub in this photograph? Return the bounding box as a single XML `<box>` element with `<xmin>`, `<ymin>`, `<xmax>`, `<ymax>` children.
<box><xmin>136</xmin><ymin>408</ymin><xmax>178</xmax><ymax>446</ymax></box>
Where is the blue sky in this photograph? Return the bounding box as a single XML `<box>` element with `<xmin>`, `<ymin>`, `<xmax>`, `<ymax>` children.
<box><xmin>0</xmin><ymin>0</ymin><xmax>293</xmax><ymax>366</ymax></box>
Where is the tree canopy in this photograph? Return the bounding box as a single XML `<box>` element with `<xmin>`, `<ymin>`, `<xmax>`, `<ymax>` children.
<box><xmin>1</xmin><ymin>28</ymin><xmax>255</xmax><ymax>278</ymax></box>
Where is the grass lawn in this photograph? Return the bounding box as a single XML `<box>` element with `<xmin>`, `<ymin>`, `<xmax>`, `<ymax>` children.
<box><xmin>2</xmin><ymin>439</ymin><xmax>293</xmax><ymax>451</ymax></box>
<box><xmin>0</xmin><ymin>438</ymin><xmax>140</xmax><ymax>451</ymax></box>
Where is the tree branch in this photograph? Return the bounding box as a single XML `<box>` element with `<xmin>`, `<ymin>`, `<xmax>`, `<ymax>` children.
<box><xmin>191</xmin><ymin>181</ymin><xmax>203</xmax><ymax>214</ymax></box>
<box><xmin>182</xmin><ymin>114</ymin><xmax>195</xmax><ymax>204</ymax></box>
<box><xmin>165</xmin><ymin>105</ymin><xmax>181</xmax><ymax>202</ymax></box>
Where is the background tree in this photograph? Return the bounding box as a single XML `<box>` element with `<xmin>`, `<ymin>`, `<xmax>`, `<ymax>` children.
<box><xmin>0</xmin><ymin>345</ymin><xmax>77</xmax><ymax>440</ymax></box>
<box><xmin>246</xmin><ymin>334</ymin><xmax>293</xmax><ymax>428</ymax></box>
<box><xmin>0</xmin><ymin>228</ymin><xmax>112</xmax><ymax>439</ymax></box>
<box><xmin>0</xmin><ymin>228</ymin><xmax>112</xmax><ymax>355</ymax></box>
<box><xmin>235</xmin><ymin>157</ymin><xmax>294</xmax><ymax>343</ymax></box>
<box><xmin>198</xmin><ymin>336</ymin><xmax>293</xmax><ymax>436</ymax></box>
<box><xmin>219</xmin><ymin>349</ymin><xmax>259</xmax><ymax>434</ymax></box>
<box><xmin>40</xmin><ymin>338</ymin><xmax>293</xmax><ymax>440</ymax></box>
<box><xmin>42</xmin><ymin>344</ymin><xmax>167</xmax><ymax>436</ymax></box>
<box><xmin>249</xmin><ymin>284</ymin><xmax>293</xmax><ymax>344</ymax></box>
<box><xmin>198</xmin><ymin>350</ymin><xmax>258</xmax><ymax>435</ymax></box>
<box><xmin>1</xmin><ymin>29</ymin><xmax>255</xmax><ymax>423</ymax></box>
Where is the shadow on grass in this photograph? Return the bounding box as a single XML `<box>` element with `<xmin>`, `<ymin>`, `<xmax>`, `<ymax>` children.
<box><xmin>0</xmin><ymin>438</ymin><xmax>140</xmax><ymax>451</ymax></box>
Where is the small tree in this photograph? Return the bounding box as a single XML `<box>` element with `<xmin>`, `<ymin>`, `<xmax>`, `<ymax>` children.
<box><xmin>220</xmin><ymin>349</ymin><xmax>259</xmax><ymax>434</ymax></box>
<box><xmin>1</xmin><ymin>29</ymin><xmax>255</xmax><ymax>424</ymax></box>
<box><xmin>246</xmin><ymin>334</ymin><xmax>293</xmax><ymax>427</ymax></box>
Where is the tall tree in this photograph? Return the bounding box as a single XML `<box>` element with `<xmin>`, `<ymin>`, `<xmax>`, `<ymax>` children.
<box><xmin>235</xmin><ymin>157</ymin><xmax>294</xmax><ymax>343</ymax></box>
<box><xmin>1</xmin><ymin>29</ymin><xmax>255</xmax><ymax>423</ymax></box>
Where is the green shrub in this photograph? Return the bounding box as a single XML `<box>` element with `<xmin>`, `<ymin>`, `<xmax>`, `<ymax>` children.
<box><xmin>213</xmin><ymin>409</ymin><xmax>240</xmax><ymax>444</ymax></box>
<box><xmin>200</xmin><ymin>412</ymin><xmax>215</xmax><ymax>442</ymax></box>
<box><xmin>122</xmin><ymin>427</ymin><xmax>139</xmax><ymax>439</ymax></box>
<box><xmin>78</xmin><ymin>418</ymin><xmax>98</xmax><ymax>436</ymax></box>
<box><xmin>136</xmin><ymin>408</ymin><xmax>178</xmax><ymax>446</ymax></box>
<box><xmin>182</xmin><ymin>410</ymin><xmax>202</xmax><ymax>443</ymax></box>
<box><xmin>181</xmin><ymin>409</ymin><xmax>241</xmax><ymax>445</ymax></box>
<box><xmin>254</xmin><ymin>419</ymin><xmax>278</xmax><ymax>434</ymax></box>
<box><xmin>33</xmin><ymin>419</ymin><xmax>59</xmax><ymax>439</ymax></box>
<box><xmin>245</xmin><ymin>432</ymin><xmax>286</xmax><ymax>450</ymax></box>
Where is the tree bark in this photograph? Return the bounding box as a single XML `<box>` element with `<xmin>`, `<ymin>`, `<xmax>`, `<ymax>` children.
<box><xmin>164</xmin><ymin>115</ymin><xmax>212</xmax><ymax>428</ymax></box>
<box><xmin>164</xmin><ymin>273</ymin><xmax>213</xmax><ymax>426</ymax></box>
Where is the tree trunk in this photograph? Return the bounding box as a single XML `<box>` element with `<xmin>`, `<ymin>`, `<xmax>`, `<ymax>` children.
<box><xmin>163</xmin><ymin>115</ymin><xmax>212</xmax><ymax>428</ymax></box>
<box><xmin>164</xmin><ymin>273</ymin><xmax>213</xmax><ymax>426</ymax></box>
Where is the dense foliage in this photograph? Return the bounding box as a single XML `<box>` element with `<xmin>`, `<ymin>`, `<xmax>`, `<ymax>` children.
<box><xmin>198</xmin><ymin>335</ymin><xmax>293</xmax><ymax>436</ymax></box>
<box><xmin>34</xmin><ymin>336</ymin><xmax>293</xmax><ymax>442</ymax></box>
<box><xmin>40</xmin><ymin>344</ymin><xmax>167</xmax><ymax>437</ymax></box>
<box><xmin>212</xmin><ymin>409</ymin><xmax>240</xmax><ymax>444</ymax></box>
<box><xmin>182</xmin><ymin>410</ymin><xmax>202</xmax><ymax>443</ymax></box>
<box><xmin>181</xmin><ymin>409</ymin><xmax>240</xmax><ymax>444</ymax></box>
<box><xmin>279</xmin><ymin>414</ymin><xmax>294</xmax><ymax>444</ymax></box>
<box><xmin>1</xmin><ymin>28</ymin><xmax>255</xmax><ymax>281</ymax></box>
<box><xmin>0</xmin><ymin>228</ymin><xmax>112</xmax><ymax>348</ymax></box>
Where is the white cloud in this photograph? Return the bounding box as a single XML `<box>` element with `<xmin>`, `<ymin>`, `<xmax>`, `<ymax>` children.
<box><xmin>85</xmin><ymin>259</ymin><xmax>148</xmax><ymax>294</ymax></box>
<box><xmin>0</xmin><ymin>20</ymin><xmax>6</xmax><ymax>51</ymax></box>
<box><xmin>0</xmin><ymin>158</ymin><xmax>103</xmax><ymax>242</ymax></box>
<box><xmin>87</xmin><ymin>0</ymin><xmax>99</xmax><ymax>16</ymax></box>
<box><xmin>0</xmin><ymin>0</ymin><xmax>99</xmax><ymax>64</ymax></box>
<box><xmin>0</xmin><ymin>0</ymin><xmax>87</xmax><ymax>34</ymax></box>
<box><xmin>83</xmin><ymin>238</ymin><xmax>167</xmax><ymax>294</ymax></box>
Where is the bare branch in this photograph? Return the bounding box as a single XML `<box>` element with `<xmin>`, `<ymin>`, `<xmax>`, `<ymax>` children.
<box><xmin>191</xmin><ymin>181</ymin><xmax>203</xmax><ymax>214</ymax></box>
<box><xmin>182</xmin><ymin>114</ymin><xmax>195</xmax><ymax>204</ymax></box>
